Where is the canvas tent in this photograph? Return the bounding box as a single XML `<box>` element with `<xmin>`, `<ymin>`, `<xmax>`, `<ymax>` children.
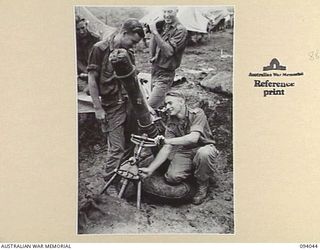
<box><xmin>200</xmin><ymin>6</ymin><xmax>233</xmax><ymax>26</ymax></box>
<box><xmin>178</xmin><ymin>7</ymin><xmax>209</xmax><ymax>33</ymax></box>
<box><xmin>75</xmin><ymin>6</ymin><xmax>116</xmax><ymax>39</ymax></box>
<box><xmin>140</xmin><ymin>6</ymin><xmax>234</xmax><ymax>34</ymax></box>
<box><xmin>140</xmin><ymin>7</ymin><xmax>210</xmax><ymax>34</ymax></box>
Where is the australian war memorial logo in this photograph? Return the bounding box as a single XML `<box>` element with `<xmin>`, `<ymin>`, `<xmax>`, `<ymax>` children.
<box><xmin>249</xmin><ymin>58</ymin><xmax>304</xmax><ymax>97</ymax></box>
<box><xmin>263</xmin><ymin>58</ymin><xmax>286</xmax><ymax>71</ymax></box>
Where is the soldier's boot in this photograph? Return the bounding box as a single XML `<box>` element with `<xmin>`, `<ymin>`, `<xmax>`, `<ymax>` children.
<box><xmin>192</xmin><ymin>180</ymin><xmax>209</xmax><ymax>205</ymax></box>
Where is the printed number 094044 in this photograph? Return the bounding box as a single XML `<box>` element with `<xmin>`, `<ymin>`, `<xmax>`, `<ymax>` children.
<box><xmin>300</xmin><ymin>244</ymin><xmax>318</xmax><ymax>248</ymax></box>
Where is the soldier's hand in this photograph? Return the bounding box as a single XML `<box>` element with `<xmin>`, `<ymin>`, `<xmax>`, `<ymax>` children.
<box><xmin>139</xmin><ymin>167</ymin><xmax>154</xmax><ymax>179</ymax></box>
<box><xmin>79</xmin><ymin>73</ymin><xmax>88</xmax><ymax>80</ymax></box>
<box><xmin>150</xmin><ymin>57</ymin><xmax>156</xmax><ymax>63</ymax></box>
<box><xmin>149</xmin><ymin>22</ymin><xmax>158</xmax><ymax>34</ymax></box>
<box><xmin>154</xmin><ymin>135</ymin><xmax>165</xmax><ymax>145</ymax></box>
<box><xmin>94</xmin><ymin>108</ymin><xmax>106</xmax><ymax>121</ymax></box>
<box><xmin>148</xmin><ymin>105</ymin><xmax>156</xmax><ymax>116</ymax></box>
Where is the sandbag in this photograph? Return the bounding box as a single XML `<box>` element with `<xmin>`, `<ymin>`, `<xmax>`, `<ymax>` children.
<box><xmin>116</xmin><ymin>172</ymin><xmax>195</xmax><ymax>202</ymax></box>
<box><xmin>142</xmin><ymin>173</ymin><xmax>195</xmax><ymax>201</ymax></box>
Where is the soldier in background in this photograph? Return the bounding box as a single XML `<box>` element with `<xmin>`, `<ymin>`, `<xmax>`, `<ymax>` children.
<box><xmin>76</xmin><ymin>16</ymin><xmax>100</xmax><ymax>91</ymax></box>
<box><xmin>148</xmin><ymin>7</ymin><xmax>188</xmax><ymax>110</ymax></box>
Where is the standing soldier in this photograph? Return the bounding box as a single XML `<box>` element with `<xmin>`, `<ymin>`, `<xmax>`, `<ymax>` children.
<box><xmin>87</xmin><ymin>18</ymin><xmax>145</xmax><ymax>175</ymax></box>
<box><xmin>148</xmin><ymin>7</ymin><xmax>188</xmax><ymax>110</ymax></box>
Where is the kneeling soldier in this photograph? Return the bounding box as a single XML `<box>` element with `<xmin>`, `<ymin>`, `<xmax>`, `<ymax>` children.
<box><xmin>139</xmin><ymin>90</ymin><xmax>219</xmax><ymax>205</ymax></box>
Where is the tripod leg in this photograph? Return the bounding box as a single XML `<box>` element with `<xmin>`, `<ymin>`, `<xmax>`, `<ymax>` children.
<box><xmin>104</xmin><ymin>170</ymin><xmax>115</xmax><ymax>178</ymax></box>
<box><xmin>118</xmin><ymin>179</ymin><xmax>129</xmax><ymax>198</ymax></box>
<box><xmin>100</xmin><ymin>173</ymin><xmax>117</xmax><ymax>195</ymax></box>
<box><xmin>137</xmin><ymin>180</ymin><xmax>142</xmax><ymax>209</ymax></box>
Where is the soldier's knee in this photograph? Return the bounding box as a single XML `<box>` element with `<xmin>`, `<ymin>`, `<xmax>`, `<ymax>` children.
<box><xmin>109</xmin><ymin>144</ymin><xmax>124</xmax><ymax>156</ymax></box>
<box><xmin>194</xmin><ymin>145</ymin><xmax>218</xmax><ymax>165</ymax></box>
<box><xmin>164</xmin><ymin>172</ymin><xmax>183</xmax><ymax>185</ymax></box>
<box><xmin>196</xmin><ymin>145</ymin><xmax>211</xmax><ymax>158</ymax></box>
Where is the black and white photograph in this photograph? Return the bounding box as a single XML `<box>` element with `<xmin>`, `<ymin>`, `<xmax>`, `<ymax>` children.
<box><xmin>76</xmin><ymin>5</ymin><xmax>234</xmax><ymax>234</ymax></box>
<box><xmin>3</xmin><ymin>0</ymin><xmax>320</xmax><ymax>245</ymax></box>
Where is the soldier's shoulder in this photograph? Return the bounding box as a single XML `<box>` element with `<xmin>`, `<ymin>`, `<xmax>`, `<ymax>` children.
<box><xmin>89</xmin><ymin>31</ymin><xmax>101</xmax><ymax>41</ymax></box>
<box><xmin>89</xmin><ymin>31</ymin><xmax>100</xmax><ymax>38</ymax></box>
<box><xmin>189</xmin><ymin>107</ymin><xmax>207</xmax><ymax>123</ymax></box>
<box><xmin>189</xmin><ymin>107</ymin><xmax>204</xmax><ymax>114</ymax></box>
<box><xmin>93</xmin><ymin>40</ymin><xmax>110</xmax><ymax>51</ymax></box>
<box><xmin>176</xmin><ymin>22</ymin><xmax>187</xmax><ymax>31</ymax></box>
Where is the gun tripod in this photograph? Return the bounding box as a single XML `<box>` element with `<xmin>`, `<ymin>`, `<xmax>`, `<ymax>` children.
<box><xmin>100</xmin><ymin>134</ymin><xmax>157</xmax><ymax>209</ymax></box>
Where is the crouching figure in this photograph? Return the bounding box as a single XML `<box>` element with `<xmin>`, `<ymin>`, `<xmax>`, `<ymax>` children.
<box><xmin>139</xmin><ymin>90</ymin><xmax>219</xmax><ymax>205</ymax></box>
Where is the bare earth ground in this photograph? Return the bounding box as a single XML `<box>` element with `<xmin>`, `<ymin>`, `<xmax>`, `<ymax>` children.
<box><xmin>78</xmin><ymin>30</ymin><xmax>234</xmax><ymax>234</ymax></box>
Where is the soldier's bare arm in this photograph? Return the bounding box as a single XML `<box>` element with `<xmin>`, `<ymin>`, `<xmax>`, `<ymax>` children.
<box><xmin>88</xmin><ymin>70</ymin><xmax>105</xmax><ymax>120</ymax></box>
<box><xmin>165</xmin><ymin>131</ymin><xmax>200</xmax><ymax>146</ymax></box>
<box><xmin>139</xmin><ymin>144</ymin><xmax>172</xmax><ymax>178</ymax></box>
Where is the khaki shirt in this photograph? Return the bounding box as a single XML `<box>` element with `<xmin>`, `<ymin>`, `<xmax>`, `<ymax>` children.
<box><xmin>87</xmin><ymin>33</ymin><xmax>135</xmax><ymax>106</ymax></box>
<box><xmin>151</xmin><ymin>20</ymin><xmax>187</xmax><ymax>71</ymax></box>
<box><xmin>165</xmin><ymin>107</ymin><xmax>215</xmax><ymax>150</ymax></box>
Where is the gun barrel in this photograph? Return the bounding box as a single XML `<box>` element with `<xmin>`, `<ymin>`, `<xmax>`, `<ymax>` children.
<box><xmin>110</xmin><ymin>49</ymin><xmax>159</xmax><ymax>138</ymax></box>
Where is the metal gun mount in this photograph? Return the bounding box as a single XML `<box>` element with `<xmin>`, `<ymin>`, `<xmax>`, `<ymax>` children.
<box><xmin>100</xmin><ymin>134</ymin><xmax>157</xmax><ymax>209</ymax></box>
